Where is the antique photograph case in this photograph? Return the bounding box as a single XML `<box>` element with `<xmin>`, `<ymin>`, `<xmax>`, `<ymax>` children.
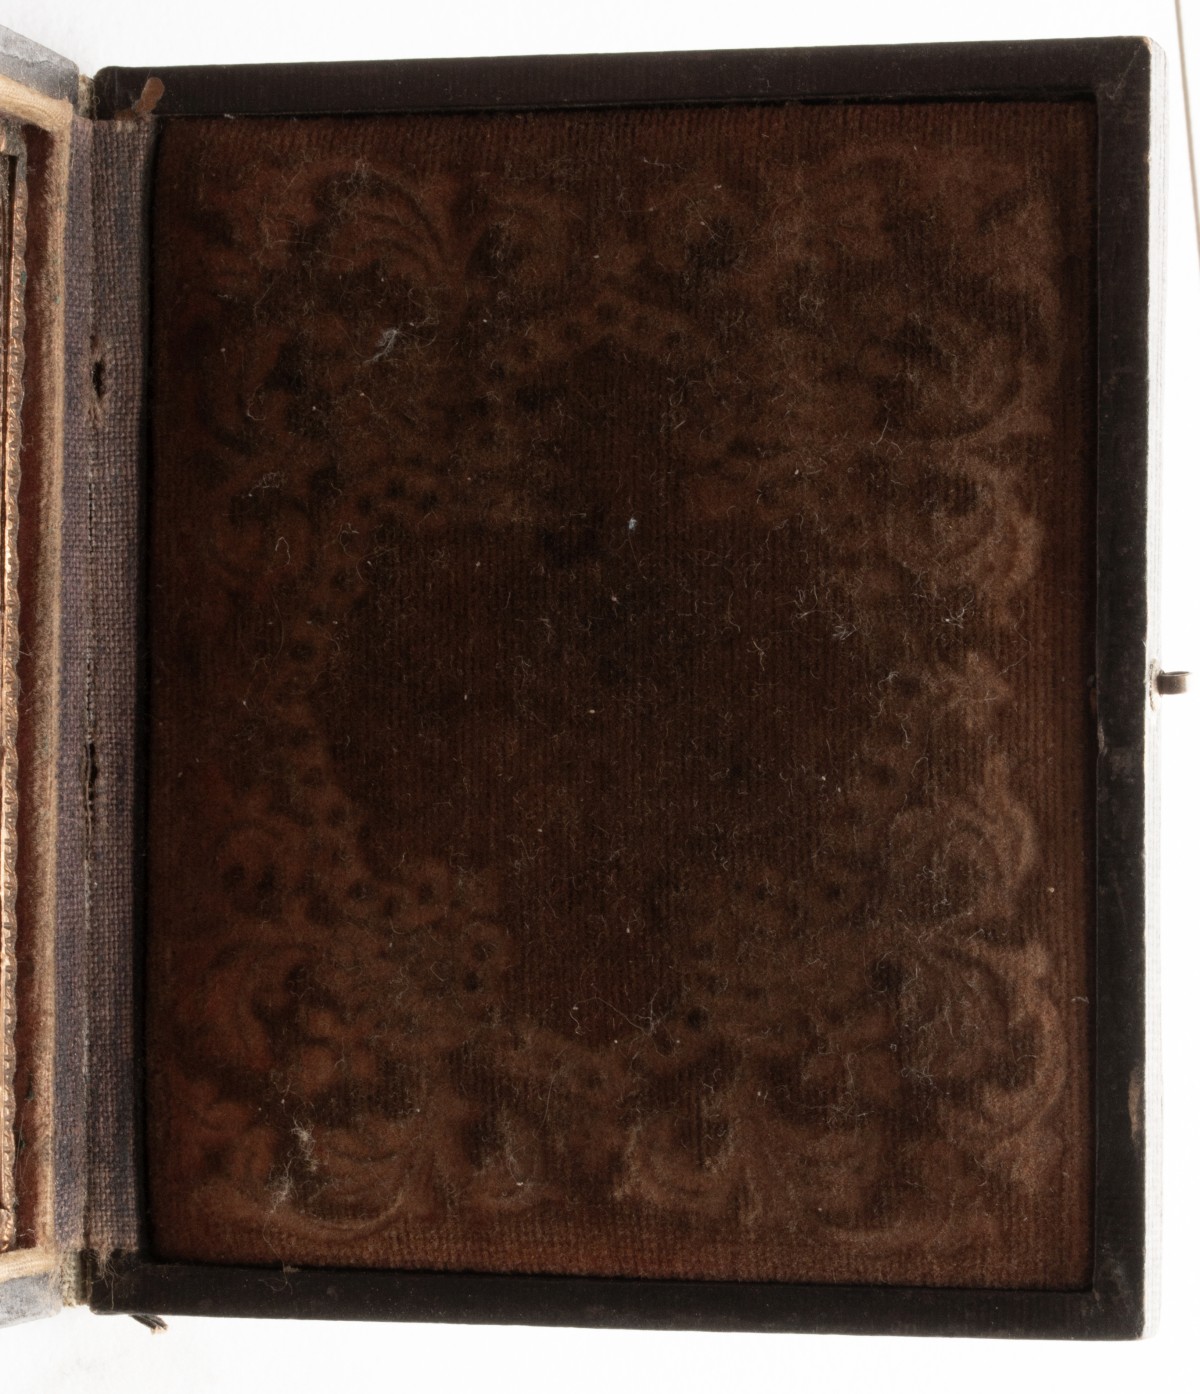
<box><xmin>0</xmin><ymin>32</ymin><xmax>1164</xmax><ymax>1339</ymax></box>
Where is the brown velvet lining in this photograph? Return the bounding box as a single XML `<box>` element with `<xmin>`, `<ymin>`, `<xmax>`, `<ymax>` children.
<box><xmin>145</xmin><ymin>100</ymin><xmax>1096</xmax><ymax>1288</ymax></box>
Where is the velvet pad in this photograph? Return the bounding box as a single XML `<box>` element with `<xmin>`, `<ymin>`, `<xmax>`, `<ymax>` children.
<box><xmin>145</xmin><ymin>99</ymin><xmax>1096</xmax><ymax>1287</ymax></box>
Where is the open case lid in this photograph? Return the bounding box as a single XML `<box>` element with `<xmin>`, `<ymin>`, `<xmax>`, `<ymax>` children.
<box><xmin>0</xmin><ymin>23</ymin><xmax>1172</xmax><ymax>1337</ymax></box>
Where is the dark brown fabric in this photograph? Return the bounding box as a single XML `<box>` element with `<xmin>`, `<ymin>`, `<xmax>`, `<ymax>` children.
<box><xmin>80</xmin><ymin>119</ymin><xmax>154</xmax><ymax>1257</ymax></box>
<box><xmin>145</xmin><ymin>101</ymin><xmax>1096</xmax><ymax>1288</ymax></box>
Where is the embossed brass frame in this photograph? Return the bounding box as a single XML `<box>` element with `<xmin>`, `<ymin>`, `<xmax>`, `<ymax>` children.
<box><xmin>0</xmin><ymin>46</ymin><xmax>77</xmax><ymax>1325</ymax></box>
<box><xmin>0</xmin><ymin>118</ymin><xmax>26</xmax><ymax>1259</ymax></box>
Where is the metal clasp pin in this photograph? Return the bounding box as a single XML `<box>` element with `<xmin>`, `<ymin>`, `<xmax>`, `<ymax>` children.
<box><xmin>1155</xmin><ymin>671</ymin><xmax>1191</xmax><ymax>696</ymax></box>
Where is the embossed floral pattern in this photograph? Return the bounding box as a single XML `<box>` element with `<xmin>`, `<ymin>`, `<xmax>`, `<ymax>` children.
<box><xmin>146</xmin><ymin>100</ymin><xmax>1096</xmax><ymax>1287</ymax></box>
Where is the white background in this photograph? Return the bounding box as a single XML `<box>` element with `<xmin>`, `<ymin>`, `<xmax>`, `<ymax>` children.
<box><xmin>4</xmin><ymin>1</ymin><xmax>1197</xmax><ymax>1390</ymax></box>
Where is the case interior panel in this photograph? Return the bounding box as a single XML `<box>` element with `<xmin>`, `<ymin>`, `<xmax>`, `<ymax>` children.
<box><xmin>143</xmin><ymin>99</ymin><xmax>1097</xmax><ymax>1288</ymax></box>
